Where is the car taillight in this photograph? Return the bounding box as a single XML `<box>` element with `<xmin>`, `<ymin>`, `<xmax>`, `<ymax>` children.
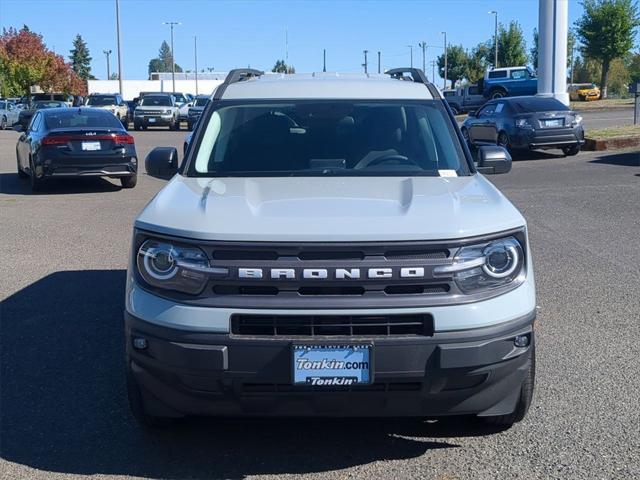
<box><xmin>113</xmin><ymin>134</ymin><xmax>134</xmax><ymax>144</ymax></box>
<box><xmin>42</xmin><ymin>136</ymin><xmax>72</xmax><ymax>146</ymax></box>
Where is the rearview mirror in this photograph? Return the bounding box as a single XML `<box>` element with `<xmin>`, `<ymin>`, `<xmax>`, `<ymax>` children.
<box><xmin>476</xmin><ymin>146</ymin><xmax>512</xmax><ymax>175</ymax></box>
<box><xmin>145</xmin><ymin>147</ymin><xmax>179</xmax><ymax>180</ymax></box>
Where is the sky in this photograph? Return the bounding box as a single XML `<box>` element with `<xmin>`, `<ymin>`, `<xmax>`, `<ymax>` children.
<box><xmin>1</xmin><ymin>0</ymin><xmax>588</xmax><ymax>83</ymax></box>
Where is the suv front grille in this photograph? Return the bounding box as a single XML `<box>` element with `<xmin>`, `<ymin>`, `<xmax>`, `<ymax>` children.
<box><xmin>230</xmin><ymin>313</ymin><xmax>435</xmax><ymax>337</ymax></box>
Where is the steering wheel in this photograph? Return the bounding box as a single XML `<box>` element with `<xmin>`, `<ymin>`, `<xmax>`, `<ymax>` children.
<box><xmin>355</xmin><ymin>152</ymin><xmax>416</xmax><ymax>169</ymax></box>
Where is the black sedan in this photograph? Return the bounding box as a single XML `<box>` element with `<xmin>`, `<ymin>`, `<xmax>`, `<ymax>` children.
<box><xmin>15</xmin><ymin>108</ymin><xmax>138</xmax><ymax>191</ymax></box>
<box><xmin>16</xmin><ymin>100</ymin><xmax>68</xmax><ymax>130</ymax></box>
<box><xmin>461</xmin><ymin>96</ymin><xmax>585</xmax><ymax>156</ymax></box>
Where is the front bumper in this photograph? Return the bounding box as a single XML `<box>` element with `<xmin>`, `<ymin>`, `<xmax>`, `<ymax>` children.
<box><xmin>125</xmin><ymin>307</ymin><xmax>535</xmax><ymax>418</ymax></box>
<box><xmin>134</xmin><ymin>115</ymin><xmax>174</xmax><ymax>127</ymax></box>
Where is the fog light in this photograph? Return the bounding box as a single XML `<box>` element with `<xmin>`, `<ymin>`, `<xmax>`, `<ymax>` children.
<box><xmin>514</xmin><ymin>335</ymin><xmax>529</xmax><ymax>347</ymax></box>
<box><xmin>132</xmin><ymin>337</ymin><xmax>148</xmax><ymax>350</ymax></box>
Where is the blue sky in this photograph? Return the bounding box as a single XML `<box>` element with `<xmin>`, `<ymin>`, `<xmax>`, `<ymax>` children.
<box><xmin>1</xmin><ymin>0</ymin><xmax>587</xmax><ymax>81</ymax></box>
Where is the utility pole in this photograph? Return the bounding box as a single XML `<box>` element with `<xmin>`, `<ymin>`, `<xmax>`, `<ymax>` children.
<box><xmin>441</xmin><ymin>32</ymin><xmax>447</xmax><ymax>90</ymax></box>
<box><xmin>489</xmin><ymin>11</ymin><xmax>498</xmax><ymax>67</ymax></box>
<box><xmin>430</xmin><ymin>60</ymin><xmax>437</xmax><ymax>83</ymax></box>
<box><xmin>285</xmin><ymin>27</ymin><xmax>289</xmax><ymax>63</ymax></box>
<box><xmin>163</xmin><ymin>21</ymin><xmax>181</xmax><ymax>93</ymax></box>
<box><xmin>407</xmin><ymin>45</ymin><xmax>413</xmax><ymax>68</ymax></box>
<box><xmin>418</xmin><ymin>41</ymin><xmax>427</xmax><ymax>72</ymax></box>
<box><xmin>103</xmin><ymin>49</ymin><xmax>112</xmax><ymax>79</ymax></box>
<box><xmin>194</xmin><ymin>36</ymin><xmax>198</xmax><ymax>95</ymax></box>
<box><xmin>377</xmin><ymin>51</ymin><xmax>381</xmax><ymax>74</ymax></box>
<box><xmin>115</xmin><ymin>0</ymin><xmax>123</xmax><ymax>95</ymax></box>
<box><xmin>323</xmin><ymin>49</ymin><xmax>326</xmax><ymax>72</ymax></box>
<box><xmin>362</xmin><ymin>50</ymin><xmax>369</xmax><ymax>74</ymax></box>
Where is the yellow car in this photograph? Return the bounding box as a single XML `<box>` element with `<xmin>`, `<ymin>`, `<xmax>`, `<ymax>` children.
<box><xmin>569</xmin><ymin>83</ymin><xmax>601</xmax><ymax>101</ymax></box>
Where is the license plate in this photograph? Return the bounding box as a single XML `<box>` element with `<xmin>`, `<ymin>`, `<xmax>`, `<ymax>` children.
<box><xmin>148</xmin><ymin>118</ymin><xmax>156</xmax><ymax>123</ymax></box>
<box><xmin>81</xmin><ymin>141</ymin><xmax>101</xmax><ymax>151</ymax></box>
<box><xmin>293</xmin><ymin>344</ymin><xmax>372</xmax><ymax>386</ymax></box>
<box><xmin>543</xmin><ymin>118</ymin><xmax>564</xmax><ymax>127</ymax></box>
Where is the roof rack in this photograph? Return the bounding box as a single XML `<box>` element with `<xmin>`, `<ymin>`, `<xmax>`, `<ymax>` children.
<box><xmin>213</xmin><ymin>68</ymin><xmax>264</xmax><ymax>100</ymax></box>
<box><xmin>385</xmin><ymin>68</ymin><xmax>440</xmax><ymax>97</ymax></box>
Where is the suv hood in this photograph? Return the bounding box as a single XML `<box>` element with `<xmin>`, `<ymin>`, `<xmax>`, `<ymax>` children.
<box><xmin>136</xmin><ymin>175</ymin><xmax>525</xmax><ymax>242</ymax></box>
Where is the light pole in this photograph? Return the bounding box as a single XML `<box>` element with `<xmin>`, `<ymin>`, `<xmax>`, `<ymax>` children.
<box><xmin>418</xmin><ymin>42</ymin><xmax>427</xmax><ymax>72</ymax></box>
<box><xmin>363</xmin><ymin>50</ymin><xmax>369</xmax><ymax>74</ymax></box>
<box><xmin>489</xmin><ymin>11</ymin><xmax>498</xmax><ymax>67</ymax></box>
<box><xmin>115</xmin><ymin>0</ymin><xmax>123</xmax><ymax>94</ymax></box>
<box><xmin>430</xmin><ymin>60</ymin><xmax>437</xmax><ymax>83</ymax></box>
<box><xmin>163</xmin><ymin>21</ymin><xmax>181</xmax><ymax>93</ymax></box>
<box><xmin>377</xmin><ymin>51</ymin><xmax>381</xmax><ymax>74</ymax></box>
<box><xmin>407</xmin><ymin>45</ymin><xmax>413</xmax><ymax>68</ymax></box>
<box><xmin>103</xmin><ymin>49</ymin><xmax>112</xmax><ymax>79</ymax></box>
<box><xmin>323</xmin><ymin>49</ymin><xmax>326</xmax><ymax>72</ymax></box>
<box><xmin>441</xmin><ymin>32</ymin><xmax>447</xmax><ymax>90</ymax></box>
<box><xmin>194</xmin><ymin>36</ymin><xmax>198</xmax><ymax>95</ymax></box>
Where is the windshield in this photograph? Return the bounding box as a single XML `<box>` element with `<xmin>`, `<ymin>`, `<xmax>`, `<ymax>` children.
<box><xmin>194</xmin><ymin>97</ymin><xmax>209</xmax><ymax>107</ymax></box>
<box><xmin>140</xmin><ymin>96</ymin><xmax>172</xmax><ymax>106</ymax></box>
<box><xmin>188</xmin><ymin>100</ymin><xmax>469</xmax><ymax>177</ymax></box>
<box><xmin>34</xmin><ymin>101</ymin><xmax>65</xmax><ymax>109</ymax></box>
<box><xmin>44</xmin><ymin>110</ymin><xmax>123</xmax><ymax>129</ymax></box>
<box><xmin>172</xmin><ymin>94</ymin><xmax>186</xmax><ymax>103</ymax></box>
<box><xmin>87</xmin><ymin>96</ymin><xmax>117</xmax><ymax>106</ymax></box>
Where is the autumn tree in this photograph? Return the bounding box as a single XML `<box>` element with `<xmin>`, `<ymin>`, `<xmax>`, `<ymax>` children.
<box><xmin>0</xmin><ymin>26</ymin><xmax>85</xmax><ymax>97</ymax></box>
<box><xmin>69</xmin><ymin>34</ymin><xmax>94</xmax><ymax>80</ymax></box>
<box><xmin>576</xmin><ymin>0</ymin><xmax>640</xmax><ymax>97</ymax></box>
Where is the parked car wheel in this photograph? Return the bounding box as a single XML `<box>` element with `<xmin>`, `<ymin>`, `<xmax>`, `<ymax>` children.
<box><xmin>134</xmin><ymin>122</ymin><xmax>141</xmax><ymax>131</ymax></box>
<box><xmin>497</xmin><ymin>131</ymin><xmax>510</xmax><ymax>149</ymax></box>
<box><xmin>29</xmin><ymin>159</ymin><xmax>44</xmax><ymax>192</ymax></box>
<box><xmin>120</xmin><ymin>117</ymin><xmax>129</xmax><ymax>130</ymax></box>
<box><xmin>562</xmin><ymin>144</ymin><xmax>580</xmax><ymax>156</ymax></box>
<box><xmin>0</xmin><ymin>115</ymin><xmax>7</xmax><ymax>130</ymax></box>
<box><xmin>17</xmin><ymin>157</ymin><xmax>28</xmax><ymax>179</ymax></box>
<box><xmin>187</xmin><ymin>122</ymin><xmax>194</xmax><ymax>131</ymax></box>
<box><xmin>489</xmin><ymin>89</ymin><xmax>507</xmax><ymax>99</ymax></box>
<box><xmin>120</xmin><ymin>175</ymin><xmax>137</xmax><ymax>189</ymax></box>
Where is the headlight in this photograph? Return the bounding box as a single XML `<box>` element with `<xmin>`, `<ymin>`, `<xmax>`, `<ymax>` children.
<box><xmin>572</xmin><ymin>115</ymin><xmax>582</xmax><ymax>126</ymax></box>
<box><xmin>136</xmin><ymin>239</ymin><xmax>227</xmax><ymax>294</ymax></box>
<box><xmin>434</xmin><ymin>236</ymin><xmax>525</xmax><ymax>293</ymax></box>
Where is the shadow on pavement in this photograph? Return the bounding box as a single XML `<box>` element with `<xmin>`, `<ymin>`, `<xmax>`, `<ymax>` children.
<box><xmin>589</xmin><ymin>150</ymin><xmax>640</xmax><ymax>167</ymax></box>
<box><xmin>0</xmin><ymin>173</ymin><xmax>122</xmax><ymax>195</ymax></box>
<box><xmin>0</xmin><ymin>270</ymin><xmax>504</xmax><ymax>479</ymax></box>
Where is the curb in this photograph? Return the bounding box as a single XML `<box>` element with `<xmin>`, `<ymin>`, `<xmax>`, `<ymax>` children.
<box><xmin>583</xmin><ymin>136</ymin><xmax>640</xmax><ymax>151</ymax></box>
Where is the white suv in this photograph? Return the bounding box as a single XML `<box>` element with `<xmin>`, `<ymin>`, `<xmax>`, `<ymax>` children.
<box><xmin>85</xmin><ymin>94</ymin><xmax>129</xmax><ymax>129</ymax></box>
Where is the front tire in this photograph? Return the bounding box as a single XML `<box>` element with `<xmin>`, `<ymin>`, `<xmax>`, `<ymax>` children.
<box><xmin>490</xmin><ymin>89</ymin><xmax>507</xmax><ymax>99</ymax></box>
<box><xmin>29</xmin><ymin>159</ymin><xmax>44</xmax><ymax>192</ymax></box>
<box><xmin>497</xmin><ymin>131</ymin><xmax>510</xmax><ymax>149</ymax></box>
<box><xmin>134</xmin><ymin>122</ymin><xmax>141</xmax><ymax>131</ymax></box>
<box><xmin>17</xmin><ymin>157</ymin><xmax>28</xmax><ymax>178</ymax></box>
<box><xmin>562</xmin><ymin>144</ymin><xmax>580</xmax><ymax>156</ymax></box>
<box><xmin>480</xmin><ymin>345</ymin><xmax>535</xmax><ymax>427</ymax></box>
<box><xmin>120</xmin><ymin>175</ymin><xmax>137</xmax><ymax>189</ymax></box>
<box><xmin>0</xmin><ymin>115</ymin><xmax>7</xmax><ymax>130</ymax></box>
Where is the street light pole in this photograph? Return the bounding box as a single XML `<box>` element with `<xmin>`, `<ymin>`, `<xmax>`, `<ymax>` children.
<box><xmin>418</xmin><ymin>42</ymin><xmax>427</xmax><ymax>72</ymax></box>
<box><xmin>163</xmin><ymin>21</ymin><xmax>181</xmax><ymax>93</ymax></box>
<box><xmin>103</xmin><ymin>49</ymin><xmax>112</xmax><ymax>79</ymax></box>
<box><xmin>115</xmin><ymin>0</ymin><xmax>123</xmax><ymax>94</ymax></box>
<box><xmin>489</xmin><ymin>11</ymin><xmax>498</xmax><ymax>67</ymax></box>
<box><xmin>363</xmin><ymin>50</ymin><xmax>369</xmax><ymax>74</ymax></box>
<box><xmin>378</xmin><ymin>51</ymin><xmax>381</xmax><ymax>74</ymax></box>
<box><xmin>323</xmin><ymin>49</ymin><xmax>326</xmax><ymax>72</ymax></box>
<box><xmin>441</xmin><ymin>32</ymin><xmax>447</xmax><ymax>90</ymax></box>
<box><xmin>430</xmin><ymin>60</ymin><xmax>436</xmax><ymax>83</ymax></box>
<box><xmin>194</xmin><ymin>36</ymin><xmax>198</xmax><ymax>95</ymax></box>
<box><xmin>407</xmin><ymin>45</ymin><xmax>413</xmax><ymax>68</ymax></box>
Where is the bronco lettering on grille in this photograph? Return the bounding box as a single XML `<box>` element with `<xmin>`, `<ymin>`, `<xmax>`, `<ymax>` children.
<box><xmin>237</xmin><ymin>268</ymin><xmax>428</xmax><ymax>280</ymax></box>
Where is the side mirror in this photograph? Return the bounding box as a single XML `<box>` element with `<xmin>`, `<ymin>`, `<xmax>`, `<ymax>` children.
<box><xmin>13</xmin><ymin>124</ymin><xmax>23</xmax><ymax>132</ymax></box>
<box><xmin>467</xmin><ymin>123</ymin><xmax>498</xmax><ymax>147</ymax></box>
<box><xmin>476</xmin><ymin>146</ymin><xmax>512</xmax><ymax>175</ymax></box>
<box><xmin>145</xmin><ymin>147</ymin><xmax>179</xmax><ymax>180</ymax></box>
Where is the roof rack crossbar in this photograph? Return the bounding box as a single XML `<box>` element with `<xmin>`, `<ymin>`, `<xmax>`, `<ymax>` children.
<box><xmin>385</xmin><ymin>68</ymin><xmax>440</xmax><ymax>98</ymax></box>
<box><xmin>213</xmin><ymin>68</ymin><xmax>264</xmax><ymax>100</ymax></box>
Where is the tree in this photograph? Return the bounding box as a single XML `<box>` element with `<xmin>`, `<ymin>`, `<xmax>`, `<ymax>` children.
<box><xmin>0</xmin><ymin>26</ymin><xmax>85</xmax><ymax>97</ymax></box>
<box><xmin>576</xmin><ymin>0</ymin><xmax>640</xmax><ymax>98</ymax></box>
<box><xmin>629</xmin><ymin>52</ymin><xmax>640</xmax><ymax>82</ymax></box>
<box><xmin>465</xmin><ymin>42</ymin><xmax>492</xmax><ymax>83</ymax></box>
<box><xmin>272</xmin><ymin>60</ymin><xmax>295</xmax><ymax>73</ymax></box>
<box><xmin>436</xmin><ymin>44</ymin><xmax>467</xmax><ymax>87</ymax></box>
<box><xmin>69</xmin><ymin>34</ymin><xmax>94</xmax><ymax>80</ymax></box>
<box><xmin>573</xmin><ymin>55</ymin><xmax>602</xmax><ymax>83</ymax></box>
<box><xmin>607</xmin><ymin>57</ymin><xmax>631</xmax><ymax>96</ymax></box>
<box><xmin>491</xmin><ymin>21</ymin><xmax>528</xmax><ymax>67</ymax></box>
<box><xmin>531</xmin><ymin>28</ymin><xmax>576</xmax><ymax>72</ymax></box>
<box><xmin>148</xmin><ymin>41</ymin><xmax>182</xmax><ymax>76</ymax></box>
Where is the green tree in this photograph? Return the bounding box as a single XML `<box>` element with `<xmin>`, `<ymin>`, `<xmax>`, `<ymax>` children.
<box><xmin>532</xmin><ymin>29</ymin><xmax>577</xmax><ymax>72</ymax></box>
<box><xmin>148</xmin><ymin>41</ymin><xmax>182</xmax><ymax>76</ymax></box>
<box><xmin>272</xmin><ymin>59</ymin><xmax>295</xmax><ymax>73</ymax></box>
<box><xmin>573</xmin><ymin>55</ymin><xmax>602</xmax><ymax>83</ymax></box>
<box><xmin>465</xmin><ymin>42</ymin><xmax>491</xmax><ymax>83</ymax></box>
<box><xmin>437</xmin><ymin>44</ymin><xmax>467</xmax><ymax>87</ymax></box>
<box><xmin>69</xmin><ymin>34</ymin><xmax>94</xmax><ymax>80</ymax></box>
<box><xmin>629</xmin><ymin>52</ymin><xmax>640</xmax><ymax>81</ymax></box>
<box><xmin>607</xmin><ymin>57</ymin><xmax>631</xmax><ymax>96</ymax></box>
<box><xmin>576</xmin><ymin>0</ymin><xmax>640</xmax><ymax>98</ymax></box>
<box><xmin>491</xmin><ymin>21</ymin><xmax>528</xmax><ymax>67</ymax></box>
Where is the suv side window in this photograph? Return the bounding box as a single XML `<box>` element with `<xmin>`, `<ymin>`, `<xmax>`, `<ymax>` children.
<box><xmin>488</xmin><ymin>70</ymin><xmax>507</xmax><ymax>79</ymax></box>
<box><xmin>510</xmin><ymin>69</ymin><xmax>528</xmax><ymax>80</ymax></box>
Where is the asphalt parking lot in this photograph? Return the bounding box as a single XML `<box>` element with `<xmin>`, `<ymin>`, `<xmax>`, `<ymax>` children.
<box><xmin>0</xmin><ymin>124</ymin><xmax>638</xmax><ymax>479</ymax></box>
